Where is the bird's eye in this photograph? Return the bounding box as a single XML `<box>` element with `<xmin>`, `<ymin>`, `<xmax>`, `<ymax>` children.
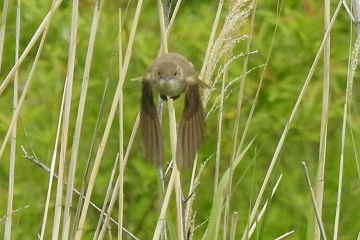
<box><xmin>174</xmin><ymin>72</ymin><xmax>178</xmax><ymax>77</ymax></box>
<box><xmin>157</xmin><ymin>71</ymin><xmax>161</xmax><ymax>76</ymax></box>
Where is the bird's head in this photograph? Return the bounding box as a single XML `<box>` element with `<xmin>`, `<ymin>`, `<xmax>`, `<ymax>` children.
<box><xmin>152</xmin><ymin>61</ymin><xmax>183</xmax><ymax>82</ymax></box>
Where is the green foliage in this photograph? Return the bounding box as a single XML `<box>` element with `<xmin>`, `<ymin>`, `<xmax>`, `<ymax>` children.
<box><xmin>1</xmin><ymin>0</ymin><xmax>359</xmax><ymax>239</ymax></box>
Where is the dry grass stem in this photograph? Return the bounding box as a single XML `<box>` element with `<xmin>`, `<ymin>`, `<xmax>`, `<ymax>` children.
<box><xmin>241</xmin><ymin>3</ymin><xmax>342</xmax><ymax>238</ymax></box>
<box><xmin>302</xmin><ymin>162</ymin><xmax>327</xmax><ymax>240</ymax></box>
<box><xmin>248</xmin><ymin>175</ymin><xmax>282</xmax><ymax>238</ymax></box>
<box><xmin>229</xmin><ymin>212</ymin><xmax>238</xmax><ymax>240</ymax></box>
<box><xmin>0</xmin><ymin>0</ymin><xmax>63</xmax><ymax>96</ymax></box>
<box><xmin>184</xmin><ymin>155</ymin><xmax>211</xmax><ymax>235</ymax></box>
<box><xmin>74</xmin><ymin>0</ymin><xmax>144</xmax><ymax>238</ymax></box>
<box><xmin>165</xmin><ymin>0</ymin><xmax>182</xmax><ymax>39</ymax></box>
<box><xmin>152</xmin><ymin>165</ymin><xmax>176</xmax><ymax>240</ymax></box>
<box><xmin>22</xmin><ymin>146</ymin><xmax>137</xmax><ymax>238</ymax></box>
<box><xmin>0</xmin><ymin>0</ymin><xmax>60</xmax><ymax>161</ymax></box>
<box><xmin>0</xmin><ymin>0</ymin><xmax>9</xmax><ymax>73</ymax></box>
<box><xmin>313</xmin><ymin>0</ymin><xmax>331</xmax><ymax>238</ymax></box>
<box><xmin>94</xmin><ymin>154</ymin><xmax>118</xmax><ymax>239</ymax></box>
<box><xmin>4</xmin><ymin>0</ymin><xmax>20</xmax><ymax>238</ymax></box>
<box><xmin>220</xmin><ymin>52</ymin><xmax>231</xmax><ymax>239</ymax></box>
<box><xmin>200</xmin><ymin>0</ymin><xmax>224</xmax><ymax>79</ymax></box>
<box><xmin>40</xmin><ymin>77</ymin><xmax>67</xmax><ymax>240</ymax></box>
<box><xmin>117</xmin><ymin>7</ymin><xmax>125</xmax><ymax>240</ymax></box>
<box><xmin>348</xmin><ymin>39</ymin><xmax>360</xmax><ymax>179</ymax></box>
<box><xmin>97</xmin><ymin>155</ymin><xmax>121</xmax><ymax>240</ymax></box>
<box><xmin>63</xmin><ymin>1</ymin><xmax>103</xmax><ymax>238</ymax></box>
<box><xmin>54</xmin><ymin>0</ymin><xmax>80</xmax><ymax>239</ymax></box>
<box><xmin>157</xmin><ymin>0</ymin><xmax>168</xmax><ymax>53</ymax></box>
<box><xmin>167</xmin><ymin>99</ymin><xmax>184</xmax><ymax>239</ymax></box>
<box><xmin>205</xmin><ymin>0</ymin><xmax>225</xmax><ymax>195</ymax></box>
<box><xmin>236</xmin><ymin>0</ymin><xmax>260</xmax><ymax>154</ymax></box>
<box><xmin>333</xmin><ymin>19</ymin><xmax>359</xmax><ymax>239</ymax></box>
<box><xmin>3</xmin><ymin>2</ymin><xmax>61</xmax><ymax>238</ymax></box>
<box><xmin>274</xmin><ymin>230</ymin><xmax>295</xmax><ymax>240</ymax></box>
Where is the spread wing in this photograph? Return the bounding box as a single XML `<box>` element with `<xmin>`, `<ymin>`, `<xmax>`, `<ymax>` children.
<box><xmin>176</xmin><ymin>84</ymin><xmax>205</xmax><ymax>170</ymax></box>
<box><xmin>140</xmin><ymin>82</ymin><xmax>164</xmax><ymax>167</ymax></box>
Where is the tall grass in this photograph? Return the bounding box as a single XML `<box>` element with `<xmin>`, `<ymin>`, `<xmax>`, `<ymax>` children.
<box><xmin>1</xmin><ymin>0</ymin><xmax>359</xmax><ymax>239</ymax></box>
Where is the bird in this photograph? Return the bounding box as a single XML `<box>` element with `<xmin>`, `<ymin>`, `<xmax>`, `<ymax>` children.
<box><xmin>140</xmin><ymin>52</ymin><xmax>211</xmax><ymax>169</ymax></box>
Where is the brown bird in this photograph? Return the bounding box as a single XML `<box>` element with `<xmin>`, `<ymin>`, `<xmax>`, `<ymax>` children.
<box><xmin>140</xmin><ymin>52</ymin><xmax>211</xmax><ymax>169</ymax></box>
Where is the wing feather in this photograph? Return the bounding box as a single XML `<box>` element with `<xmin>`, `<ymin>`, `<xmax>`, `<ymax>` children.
<box><xmin>140</xmin><ymin>82</ymin><xmax>164</xmax><ymax>166</ymax></box>
<box><xmin>176</xmin><ymin>85</ymin><xmax>205</xmax><ymax>169</ymax></box>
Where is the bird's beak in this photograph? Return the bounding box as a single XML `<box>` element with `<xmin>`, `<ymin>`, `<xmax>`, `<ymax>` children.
<box><xmin>163</xmin><ymin>76</ymin><xmax>172</xmax><ymax>81</ymax></box>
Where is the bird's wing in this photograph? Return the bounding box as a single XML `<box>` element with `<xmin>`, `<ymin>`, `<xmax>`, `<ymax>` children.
<box><xmin>197</xmin><ymin>78</ymin><xmax>214</xmax><ymax>89</ymax></box>
<box><xmin>176</xmin><ymin>84</ymin><xmax>205</xmax><ymax>169</ymax></box>
<box><xmin>186</xmin><ymin>75</ymin><xmax>213</xmax><ymax>90</ymax></box>
<box><xmin>140</xmin><ymin>82</ymin><xmax>164</xmax><ymax>166</ymax></box>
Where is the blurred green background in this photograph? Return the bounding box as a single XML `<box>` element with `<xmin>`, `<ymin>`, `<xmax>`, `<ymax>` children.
<box><xmin>1</xmin><ymin>0</ymin><xmax>360</xmax><ymax>239</ymax></box>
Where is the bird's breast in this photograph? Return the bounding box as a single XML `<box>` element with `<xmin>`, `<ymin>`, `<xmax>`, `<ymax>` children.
<box><xmin>152</xmin><ymin>77</ymin><xmax>187</xmax><ymax>98</ymax></box>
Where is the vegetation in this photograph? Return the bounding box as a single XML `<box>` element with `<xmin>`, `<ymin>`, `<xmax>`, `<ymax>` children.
<box><xmin>0</xmin><ymin>0</ymin><xmax>359</xmax><ymax>239</ymax></box>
